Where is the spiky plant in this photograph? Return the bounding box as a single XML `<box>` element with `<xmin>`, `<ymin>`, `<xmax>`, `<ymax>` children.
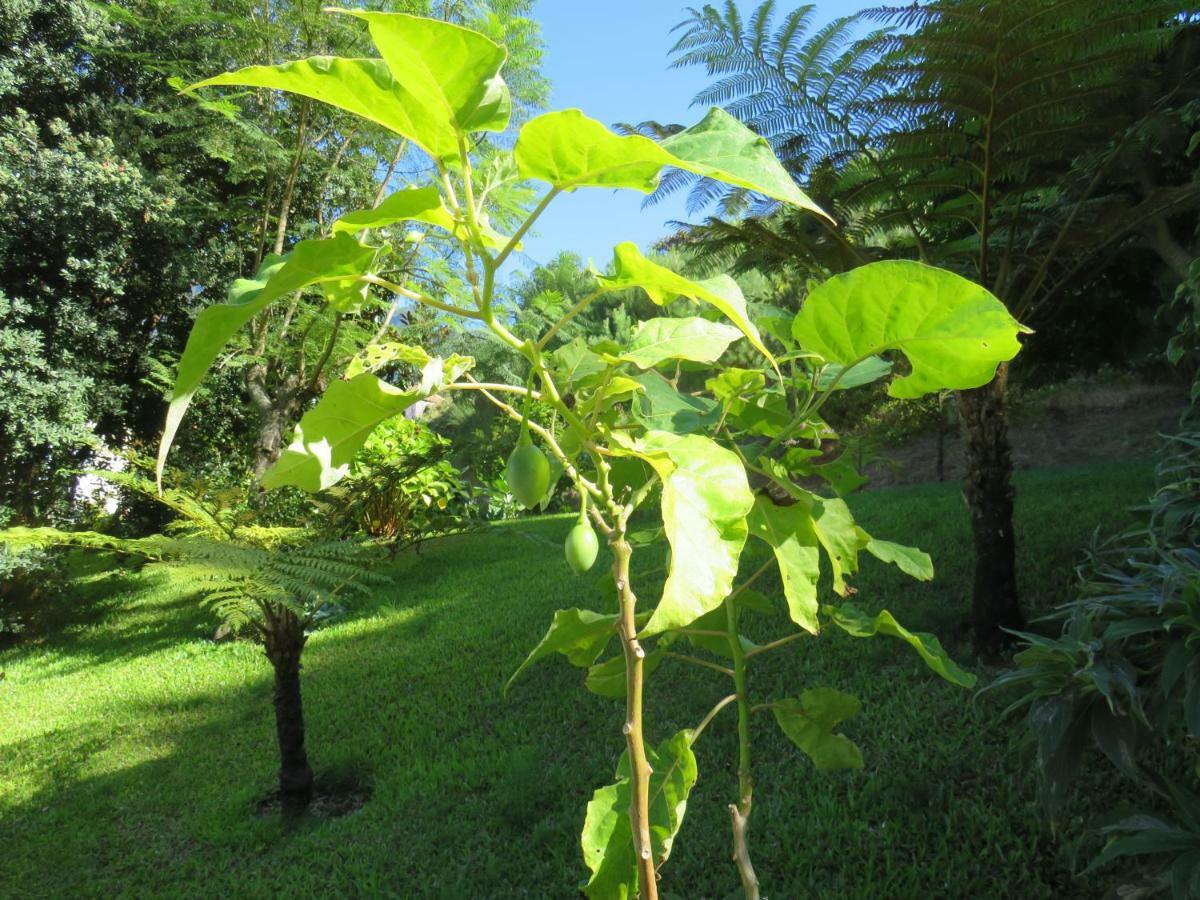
<box><xmin>1</xmin><ymin>467</ymin><xmax>387</xmax><ymax>813</ymax></box>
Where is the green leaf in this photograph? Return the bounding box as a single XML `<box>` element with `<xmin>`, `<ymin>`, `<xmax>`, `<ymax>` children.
<box><xmin>792</xmin><ymin>261</ymin><xmax>1029</xmax><ymax>399</ymax></box>
<box><xmin>746</xmin><ymin>496</ymin><xmax>821</xmax><ymax>634</ymax></box>
<box><xmin>581</xmin><ymin>730</ymin><xmax>699</xmax><ymax>899</ymax></box>
<box><xmin>866</xmin><ymin>539</ymin><xmax>933</xmax><ymax>581</ymax></box>
<box><xmin>585</xmin><ymin>651</ymin><xmax>663</xmax><ymax>699</ymax></box>
<box><xmin>809</xmin><ymin>495</ymin><xmax>866</xmax><ymax>595</ymax></box>
<box><xmin>631</xmin><ymin>372</ymin><xmax>721</xmax><ymax>435</ymax></box>
<box><xmin>826</xmin><ymin>604</ymin><xmax>976</xmax><ymax>688</ymax></box>
<box><xmin>191</xmin><ymin>12</ymin><xmax>510</xmax><ymax>159</ymax></box>
<box><xmin>629</xmin><ymin>432</ymin><xmax>754</xmax><ymax>635</ymax></box>
<box><xmin>334</xmin><ymin>10</ymin><xmax>510</xmax><ymax>135</ymax></box>
<box><xmin>660</xmin><ymin>107</ymin><xmax>830</xmax><ymax>220</ymax></box>
<box><xmin>706</xmin><ymin>367</ymin><xmax>767</xmax><ymax>402</ymax></box>
<box><xmin>815</xmin><ymin>356</ymin><xmax>893</xmax><ymax>391</ymax></box>
<box><xmin>550</xmin><ymin>338</ymin><xmax>608</xmax><ymax>389</ymax></box>
<box><xmin>157</xmin><ymin>234</ymin><xmax>376</xmax><ymax>483</ymax></box>
<box><xmin>505</xmin><ymin>608</ymin><xmax>618</xmax><ymax>693</ymax></box>
<box><xmin>598</xmin><ymin>244</ymin><xmax>775</xmax><ymax>369</ymax></box>
<box><xmin>190</xmin><ymin>58</ymin><xmax>451</xmax><ymax>156</ymax></box>
<box><xmin>262</xmin><ymin>355</ymin><xmax>471</xmax><ymax>491</ymax></box>
<box><xmin>515</xmin><ymin>109</ymin><xmax>673</xmax><ymax>192</ymax></box>
<box><xmin>772</xmin><ymin>688</ymin><xmax>864</xmax><ymax>771</ymax></box>
<box><xmin>332</xmin><ymin>185</ymin><xmax>454</xmax><ymax>235</ymax></box>
<box><xmin>617</xmin><ymin>317</ymin><xmax>742</xmax><ymax>369</ymax></box>
<box><xmin>808</xmin><ymin>454</ymin><xmax>869</xmax><ymax>496</ymax></box>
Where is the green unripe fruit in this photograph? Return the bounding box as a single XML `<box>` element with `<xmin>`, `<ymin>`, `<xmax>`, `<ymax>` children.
<box><xmin>506</xmin><ymin>440</ymin><xmax>550</xmax><ymax>509</ymax></box>
<box><xmin>564</xmin><ymin>520</ymin><xmax>600</xmax><ymax>575</ymax></box>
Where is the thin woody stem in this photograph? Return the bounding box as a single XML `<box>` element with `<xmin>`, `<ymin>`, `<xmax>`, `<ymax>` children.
<box><xmin>725</xmin><ymin>598</ymin><xmax>760</xmax><ymax>900</ymax></box>
<box><xmin>612</xmin><ymin>525</ymin><xmax>659</xmax><ymax>900</ymax></box>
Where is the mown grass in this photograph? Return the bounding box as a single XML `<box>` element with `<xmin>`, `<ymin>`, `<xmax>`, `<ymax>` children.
<box><xmin>0</xmin><ymin>459</ymin><xmax>1154</xmax><ymax>898</ymax></box>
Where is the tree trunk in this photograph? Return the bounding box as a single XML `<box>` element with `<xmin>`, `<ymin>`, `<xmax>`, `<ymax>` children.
<box><xmin>262</xmin><ymin>605</ymin><xmax>313</xmax><ymax>813</ymax></box>
<box><xmin>956</xmin><ymin>365</ymin><xmax>1023</xmax><ymax>658</ymax></box>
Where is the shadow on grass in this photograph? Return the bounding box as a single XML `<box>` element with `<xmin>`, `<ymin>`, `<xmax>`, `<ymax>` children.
<box><xmin>0</xmin><ymin>468</ymin><xmax>1157</xmax><ymax>898</ymax></box>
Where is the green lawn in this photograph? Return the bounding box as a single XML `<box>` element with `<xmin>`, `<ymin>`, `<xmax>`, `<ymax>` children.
<box><xmin>0</xmin><ymin>459</ymin><xmax>1154</xmax><ymax>898</ymax></box>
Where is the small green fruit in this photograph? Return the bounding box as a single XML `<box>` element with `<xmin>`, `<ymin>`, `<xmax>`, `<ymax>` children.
<box><xmin>506</xmin><ymin>441</ymin><xmax>550</xmax><ymax>509</ymax></box>
<box><xmin>564</xmin><ymin>520</ymin><xmax>600</xmax><ymax>575</ymax></box>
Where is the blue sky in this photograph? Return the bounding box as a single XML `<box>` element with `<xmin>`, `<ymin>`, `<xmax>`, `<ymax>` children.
<box><xmin>511</xmin><ymin>0</ymin><xmax>861</xmax><ymax>275</ymax></box>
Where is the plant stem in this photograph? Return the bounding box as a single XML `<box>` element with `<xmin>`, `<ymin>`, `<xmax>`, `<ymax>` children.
<box><xmin>612</xmin><ymin>527</ymin><xmax>658</xmax><ymax>900</ymax></box>
<box><xmin>724</xmin><ymin>598</ymin><xmax>760</xmax><ymax>900</ymax></box>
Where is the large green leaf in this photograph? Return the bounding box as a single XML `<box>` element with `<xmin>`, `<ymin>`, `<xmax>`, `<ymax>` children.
<box><xmin>261</xmin><ymin>354</ymin><xmax>472</xmax><ymax>492</ymax></box>
<box><xmin>514</xmin><ymin>109</ymin><xmax>673</xmax><ymax>192</ymax></box>
<box><xmin>792</xmin><ymin>261</ymin><xmax>1029</xmax><ymax>399</ymax></box>
<box><xmin>585</xmin><ymin>651</ymin><xmax>664</xmax><ymax>699</ymax></box>
<box><xmin>514</xmin><ymin>107</ymin><xmax>830</xmax><ymax>223</ymax></box>
<box><xmin>866</xmin><ymin>539</ymin><xmax>933</xmax><ymax>581</ymax></box>
<box><xmin>598</xmin><ymin>243</ymin><xmax>774</xmax><ymax>368</ymax></box>
<box><xmin>505</xmin><ymin>608</ymin><xmax>618</xmax><ymax>693</ymax></box>
<box><xmin>581</xmin><ymin>730</ymin><xmax>699</xmax><ymax>899</ymax></box>
<box><xmin>617</xmin><ymin>317</ymin><xmax>742</xmax><ymax>369</ymax></box>
<box><xmin>808</xmin><ymin>495</ymin><xmax>867</xmax><ymax>595</ymax></box>
<box><xmin>772</xmin><ymin>688</ymin><xmax>864</xmax><ymax>771</ymax></box>
<box><xmin>335</xmin><ymin>10</ymin><xmax>510</xmax><ymax>134</ymax></box>
<box><xmin>628</xmin><ymin>432</ymin><xmax>754</xmax><ymax>635</ymax></box>
<box><xmin>826</xmin><ymin>604</ymin><xmax>977</xmax><ymax>688</ymax></box>
<box><xmin>190</xmin><ymin>58</ymin><xmax>447</xmax><ymax>154</ymax></box>
<box><xmin>660</xmin><ymin>107</ymin><xmax>830</xmax><ymax>220</ymax></box>
<box><xmin>190</xmin><ymin>12</ymin><xmax>509</xmax><ymax>159</ymax></box>
<box><xmin>746</xmin><ymin>496</ymin><xmax>821</xmax><ymax>634</ymax></box>
<box><xmin>331</xmin><ymin>186</ymin><xmax>453</xmax><ymax>235</ymax></box>
<box><xmin>157</xmin><ymin>234</ymin><xmax>376</xmax><ymax>483</ymax></box>
<box><xmin>631</xmin><ymin>372</ymin><xmax>721</xmax><ymax>435</ymax></box>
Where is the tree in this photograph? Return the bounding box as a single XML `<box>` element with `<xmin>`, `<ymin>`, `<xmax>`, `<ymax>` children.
<box><xmin>158</xmin><ymin>11</ymin><xmax>1025</xmax><ymax>895</ymax></box>
<box><xmin>662</xmin><ymin>0</ymin><xmax>1200</xmax><ymax>654</ymax></box>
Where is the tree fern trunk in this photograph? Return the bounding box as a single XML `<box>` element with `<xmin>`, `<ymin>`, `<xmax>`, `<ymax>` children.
<box><xmin>956</xmin><ymin>366</ymin><xmax>1023</xmax><ymax>657</ymax></box>
<box><xmin>263</xmin><ymin>606</ymin><xmax>313</xmax><ymax>813</ymax></box>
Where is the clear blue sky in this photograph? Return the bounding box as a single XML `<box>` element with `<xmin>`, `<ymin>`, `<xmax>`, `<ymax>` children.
<box><xmin>512</xmin><ymin>0</ymin><xmax>862</xmax><ymax>274</ymax></box>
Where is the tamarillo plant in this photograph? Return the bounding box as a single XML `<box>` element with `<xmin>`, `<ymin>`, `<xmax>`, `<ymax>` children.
<box><xmin>157</xmin><ymin>11</ymin><xmax>1028</xmax><ymax>896</ymax></box>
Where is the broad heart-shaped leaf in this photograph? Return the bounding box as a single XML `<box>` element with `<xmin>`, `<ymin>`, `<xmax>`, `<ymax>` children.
<box><xmin>866</xmin><ymin>539</ymin><xmax>933</xmax><ymax>581</ymax></box>
<box><xmin>190</xmin><ymin>58</ymin><xmax>452</xmax><ymax>156</ymax></box>
<box><xmin>792</xmin><ymin>260</ymin><xmax>1029</xmax><ymax>399</ymax></box>
<box><xmin>190</xmin><ymin>12</ymin><xmax>510</xmax><ymax>159</ymax></box>
<box><xmin>772</xmin><ymin>688</ymin><xmax>864</xmax><ymax>771</ymax></box>
<box><xmin>581</xmin><ymin>730</ymin><xmax>698</xmax><ymax>899</ymax></box>
<box><xmin>660</xmin><ymin>107</ymin><xmax>830</xmax><ymax>220</ymax></box>
<box><xmin>826</xmin><ymin>604</ymin><xmax>977</xmax><ymax>688</ymax></box>
<box><xmin>631</xmin><ymin>372</ymin><xmax>721</xmax><ymax>435</ymax></box>
<box><xmin>335</xmin><ymin>10</ymin><xmax>510</xmax><ymax>135</ymax></box>
<box><xmin>515</xmin><ymin>109</ymin><xmax>672</xmax><ymax>192</ymax></box>
<box><xmin>625</xmin><ymin>432</ymin><xmax>754</xmax><ymax>636</ymax></box>
<box><xmin>514</xmin><ymin>108</ymin><xmax>829</xmax><ymax>222</ymax></box>
<box><xmin>332</xmin><ymin>185</ymin><xmax>454</xmax><ymax>235</ymax></box>
<box><xmin>261</xmin><ymin>354</ymin><xmax>472</xmax><ymax>492</ymax></box>
<box><xmin>747</xmin><ymin>496</ymin><xmax>821</xmax><ymax>634</ymax></box>
<box><xmin>807</xmin><ymin>494</ymin><xmax>867</xmax><ymax>596</ymax></box>
<box><xmin>505</xmin><ymin>608</ymin><xmax>618</xmax><ymax>694</ymax></box>
<box><xmin>157</xmin><ymin>234</ymin><xmax>376</xmax><ymax>483</ymax></box>
<box><xmin>617</xmin><ymin>317</ymin><xmax>742</xmax><ymax>369</ymax></box>
<box><xmin>598</xmin><ymin>243</ymin><xmax>775</xmax><ymax>369</ymax></box>
<box><xmin>550</xmin><ymin>338</ymin><xmax>607</xmax><ymax>389</ymax></box>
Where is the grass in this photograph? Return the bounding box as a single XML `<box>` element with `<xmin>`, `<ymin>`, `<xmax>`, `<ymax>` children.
<box><xmin>0</xmin><ymin>458</ymin><xmax>1155</xmax><ymax>899</ymax></box>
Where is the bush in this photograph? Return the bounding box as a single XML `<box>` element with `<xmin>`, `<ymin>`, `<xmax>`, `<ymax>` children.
<box><xmin>315</xmin><ymin>417</ymin><xmax>473</xmax><ymax>544</ymax></box>
<box><xmin>991</xmin><ymin>430</ymin><xmax>1200</xmax><ymax>896</ymax></box>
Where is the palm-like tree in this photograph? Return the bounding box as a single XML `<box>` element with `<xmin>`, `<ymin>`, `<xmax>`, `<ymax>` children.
<box><xmin>662</xmin><ymin>0</ymin><xmax>1199</xmax><ymax>653</ymax></box>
